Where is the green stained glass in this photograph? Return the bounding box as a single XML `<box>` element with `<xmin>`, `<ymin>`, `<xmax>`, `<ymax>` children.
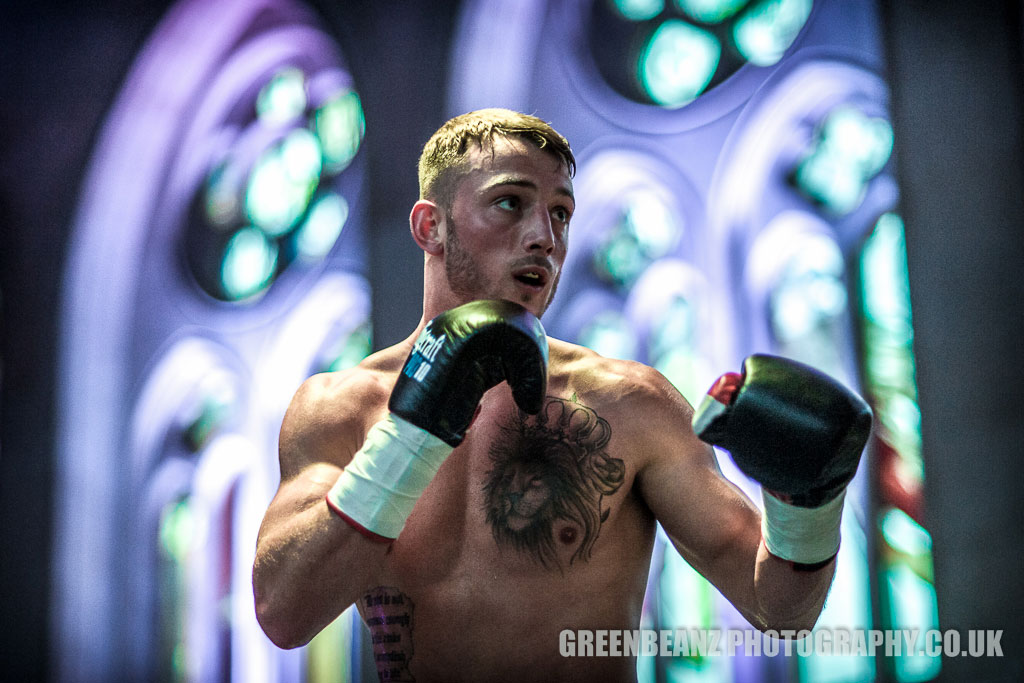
<box><xmin>861</xmin><ymin>214</ymin><xmax>939</xmax><ymax>683</ymax></box>
<box><xmin>675</xmin><ymin>0</ymin><xmax>749</xmax><ymax>23</ymax></box>
<box><xmin>183</xmin><ymin>372</ymin><xmax>237</xmax><ymax>452</ymax></box>
<box><xmin>733</xmin><ymin>0</ymin><xmax>812</xmax><ymax>66</ymax></box>
<box><xmin>612</xmin><ymin>0</ymin><xmax>664</xmax><ymax>21</ymax></box>
<box><xmin>256</xmin><ymin>67</ymin><xmax>308</xmax><ymax>124</ymax></box>
<box><xmin>204</xmin><ymin>162</ymin><xmax>240</xmax><ymax>228</ymax></box>
<box><xmin>595</xmin><ymin>236</ymin><xmax>647</xmax><ymax>289</ymax></box>
<box><xmin>579</xmin><ymin>311</ymin><xmax>639</xmax><ymax>360</ymax></box>
<box><xmin>295</xmin><ymin>192</ymin><xmax>349</xmax><ymax>261</ymax></box>
<box><xmin>246</xmin><ymin>129</ymin><xmax>323</xmax><ymax>237</ymax></box>
<box><xmin>881</xmin><ymin>507</ymin><xmax>932</xmax><ymax>559</ymax></box>
<box><xmin>883</xmin><ymin>558</ymin><xmax>941</xmax><ymax>682</ymax></box>
<box><xmin>796</xmin><ymin>106</ymin><xmax>894</xmax><ymax>215</ymax></box>
<box><xmin>220</xmin><ymin>226</ymin><xmax>278</xmax><ymax>301</ymax></box>
<box><xmin>658</xmin><ymin>545</ymin><xmax>716</xmax><ymax>668</ymax></box>
<box><xmin>158</xmin><ymin>497</ymin><xmax>192</xmax><ymax>683</ymax></box>
<box><xmin>315</xmin><ymin>90</ymin><xmax>365</xmax><ymax>172</ymax></box>
<box><xmin>650</xmin><ymin>296</ymin><xmax>696</xmax><ymax>360</ymax></box>
<box><xmin>324</xmin><ymin>322</ymin><xmax>372</xmax><ymax>373</ymax></box>
<box><xmin>766</xmin><ymin>232</ymin><xmax>848</xmax><ymax>375</ymax></box>
<box><xmin>861</xmin><ymin>213</ymin><xmax>912</xmax><ymax>340</ymax></box>
<box><xmin>860</xmin><ymin>213</ymin><xmax>922</xmax><ymax>460</ymax></box>
<box><xmin>650</xmin><ymin>296</ymin><xmax>707</xmax><ymax>403</ymax></box>
<box><xmin>159</xmin><ymin>498</ymin><xmax>194</xmax><ymax>561</ymax></box>
<box><xmin>770</xmin><ymin>236</ymin><xmax>847</xmax><ymax>343</ymax></box>
<box><xmin>639</xmin><ymin>19</ymin><xmax>721</xmax><ymax>108</ymax></box>
<box><xmin>593</xmin><ymin>190</ymin><xmax>682</xmax><ymax>289</ymax></box>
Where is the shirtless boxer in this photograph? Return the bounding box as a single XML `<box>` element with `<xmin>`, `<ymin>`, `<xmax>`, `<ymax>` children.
<box><xmin>252</xmin><ymin>109</ymin><xmax>871</xmax><ymax>682</ymax></box>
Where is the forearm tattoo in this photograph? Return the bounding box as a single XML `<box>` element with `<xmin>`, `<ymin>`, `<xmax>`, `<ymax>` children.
<box><xmin>360</xmin><ymin>586</ymin><xmax>416</xmax><ymax>682</ymax></box>
<box><xmin>482</xmin><ymin>396</ymin><xmax>625</xmax><ymax>569</ymax></box>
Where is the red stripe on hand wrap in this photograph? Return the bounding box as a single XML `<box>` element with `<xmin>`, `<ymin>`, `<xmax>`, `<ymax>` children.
<box><xmin>325</xmin><ymin>494</ymin><xmax>395</xmax><ymax>544</ymax></box>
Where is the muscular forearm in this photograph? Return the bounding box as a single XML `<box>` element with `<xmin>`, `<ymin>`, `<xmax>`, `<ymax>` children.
<box><xmin>752</xmin><ymin>541</ymin><xmax>835</xmax><ymax>633</ymax></box>
<box><xmin>253</xmin><ymin>491</ymin><xmax>389</xmax><ymax>649</ymax></box>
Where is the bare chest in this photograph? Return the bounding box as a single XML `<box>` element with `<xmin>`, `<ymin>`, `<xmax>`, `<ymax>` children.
<box><xmin>383</xmin><ymin>387</ymin><xmax>652</xmax><ymax>581</ymax></box>
<box><xmin>358</xmin><ymin>387</ymin><xmax>656</xmax><ymax>681</ymax></box>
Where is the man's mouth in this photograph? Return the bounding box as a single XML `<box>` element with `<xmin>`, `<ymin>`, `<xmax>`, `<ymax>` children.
<box><xmin>513</xmin><ymin>268</ymin><xmax>549</xmax><ymax>290</ymax></box>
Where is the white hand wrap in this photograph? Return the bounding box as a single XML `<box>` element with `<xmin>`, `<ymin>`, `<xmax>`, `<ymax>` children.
<box><xmin>761</xmin><ymin>488</ymin><xmax>846</xmax><ymax>565</ymax></box>
<box><xmin>326</xmin><ymin>414</ymin><xmax>452</xmax><ymax>539</ymax></box>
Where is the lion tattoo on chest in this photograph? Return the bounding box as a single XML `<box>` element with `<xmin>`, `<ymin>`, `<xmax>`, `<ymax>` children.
<box><xmin>482</xmin><ymin>396</ymin><xmax>625</xmax><ymax>569</ymax></box>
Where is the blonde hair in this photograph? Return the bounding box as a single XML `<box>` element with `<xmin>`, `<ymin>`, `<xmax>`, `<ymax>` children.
<box><xmin>417</xmin><ymin>108</ymin><xmax>575</xmax><ymax>208</ymax></box>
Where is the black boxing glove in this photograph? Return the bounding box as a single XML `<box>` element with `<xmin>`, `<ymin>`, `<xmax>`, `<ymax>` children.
<box><xmin>327</xmin><ymin>300</ymin><xmax>548</xmax><ymax>540</ymax></box>
<box><xmin>693</xmin><ymin>354</ymin><xmax>872</xmax><ymax>564</ymax></box>
<box><xmin>390</xmin><ymin>298</ymin><xmax>548</xmax><ymax>446</ymax></box>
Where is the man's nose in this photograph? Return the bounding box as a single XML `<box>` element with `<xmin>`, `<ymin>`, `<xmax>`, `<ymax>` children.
<box><xmin>523</xmin><ymin>209</ymin><xmax>555</xmax><ymax>254</ymax></box>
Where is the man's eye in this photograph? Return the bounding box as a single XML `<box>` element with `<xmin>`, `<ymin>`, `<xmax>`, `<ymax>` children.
<box><xmin>553</xmin><ymin>207</ymin><xmax>571</xmax><ymax>223</ymax></box>
<box><xmin>496</xmin><ymin>196</ymin><xmax>519</xmax><ymax>211</ymax></box>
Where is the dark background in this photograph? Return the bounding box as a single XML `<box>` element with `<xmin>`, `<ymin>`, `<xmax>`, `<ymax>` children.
<box><xmin>2</xmin><ymin>1</ymin><xmax>1022</xmax><ymax>681</ymax></box>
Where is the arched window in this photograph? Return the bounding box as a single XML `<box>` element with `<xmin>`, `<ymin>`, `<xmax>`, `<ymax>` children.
<box><xmin>54</xmin><ymin>1</ymin><xmax>371</xmax><ymax>681</ymax></box>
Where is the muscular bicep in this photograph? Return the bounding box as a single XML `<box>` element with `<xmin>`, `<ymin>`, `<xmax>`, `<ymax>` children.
<box><xmin>254</xmin><ymin>369</ymin><xmax>395</xmax><ymax>647</ymax></box>
<box><xmin>639</xmin><ymin>438</ymin><xmax>767</xmax><ymax>629</ymax></box>
<box><xmin>264</xmin><ymin>370</ymin><xmax>386</xmax><ymax>528</ymax></box>
<box><xmin>639</xmin><ymin>440</ymin><xmax>761</xmax><ymax>570</ymax></box>
<box><xmin>276</xmin><ymin>371</ymin><xmax>385</xmax><ymax>482</ymax></box>
<box><xmin>631</xmin><ymin>375</ymin><xmax>764</xmax><ymax>620</ymax></box>
<box><xmin>260</xmin><ymin>377</ymin><xmax>353</xmax><ymax>540</ymax></box>
<box><xmin>263</xmin><ymin>461</ymin><xmax>343</xmax><ymax>526</ymax></box>
<box><xmin>640</xmin><ymin>446</ymin><xmax>768</xmax><ymax>631</ymax></box>
<box><xmin>255</xmin><ymin>457</ymin><xmax>355</xmax><ymax>581</ymax></box>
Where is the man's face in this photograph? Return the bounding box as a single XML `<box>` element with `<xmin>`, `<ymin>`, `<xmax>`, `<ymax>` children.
<box><xmin>441</xmin><ymin>136</ymin><xmax>574</xmax><ymax>319</ymax></box>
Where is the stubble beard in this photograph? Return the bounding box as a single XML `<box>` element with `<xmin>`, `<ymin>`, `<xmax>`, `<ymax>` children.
<box><xmin>443</xmin><ymin>212</ymin><xmax>488</xmax><ymax>301</ymax></box>
<box><xmin>443</xmin><ymin>213</ymin><xmax>561</xmax><ymax>315</ymax></box>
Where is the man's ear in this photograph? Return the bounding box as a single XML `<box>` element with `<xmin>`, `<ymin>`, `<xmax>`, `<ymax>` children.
<box><xmin>410</xmin><ymin>200</ymin><xmax>445</xmax><ymax>256</ymax></box>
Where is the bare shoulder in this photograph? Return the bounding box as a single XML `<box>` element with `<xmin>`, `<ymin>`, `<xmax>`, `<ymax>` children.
<box><xmin>548</xmin><ymin>338</ymin><xmax>712</xmax><ymax>472</ymax></box>
<box><xmin>548</xmin><ymin>338</ymin><xmax>695</xmax><ymax>423</ymax></box>
<box><xmin>278</xmin><ymin>346</ymin><xmax>404</xmax><ymax>481</ymax></box>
